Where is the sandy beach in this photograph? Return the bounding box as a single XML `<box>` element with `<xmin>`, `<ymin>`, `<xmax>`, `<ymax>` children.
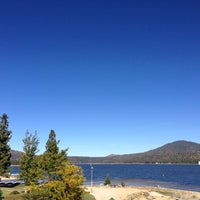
<box><xmin>1</xmin><ymin>176</ymin><xmax>200</xmax><ymax>199</ymax></box>
<box><xmin>86</xmin><ymin>186</ymin><xmax>200</xmax><ymax>200</ymax></box>
<box><xmin>0</xmin><ymin>174</ymin><xmax>19</xmax><ymax>181</ymax></box>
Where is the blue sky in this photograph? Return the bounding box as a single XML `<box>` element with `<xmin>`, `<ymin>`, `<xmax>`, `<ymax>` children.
<box><xmin>1</xmin><ymin>0</ymin><xmax>200</xmax><ymax>156</ymax></box>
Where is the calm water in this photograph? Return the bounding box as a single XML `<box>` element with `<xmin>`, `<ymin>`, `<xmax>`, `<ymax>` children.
<box><xmin>12</xmin><ymin>164</ymin><xmax>200</xmax><ymax>192</ymax></box>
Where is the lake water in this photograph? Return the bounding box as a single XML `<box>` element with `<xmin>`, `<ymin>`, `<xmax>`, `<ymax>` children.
<box><xmin>11</xmin><ymin>164</ymin><xmax>200</xmax><ymax>192</ymax></box>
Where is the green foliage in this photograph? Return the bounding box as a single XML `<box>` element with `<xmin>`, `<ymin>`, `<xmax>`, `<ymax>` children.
<box><xmin>0</xmin><ymin>189</ymin><xmax>96</xmax><ymax>200</ymax></box>
<box><xmin>9</xmin><ymin>190</ymin><xmax>20</xmax><ymax>195</ymax></box>
<box><xmin>46</xmin><ymin>161</ymin><xmax>84</xmax><ymax>199</ymax></box>
<box><xmin>22</xmin><ymin>130</ymin><xmax>84</xmax><ymax>200</ymax></box>
<box><xmin>121</xmin><ymin>181</ymin><xmax>125</xmax><ymax>187</ymax></box>
<box><xmin>45</xmin><ymin>130</ymin><xmax>59</xmax><ymax>154</ymax></box>
<box><xmin>82</xmin><ymin>192</ymin><xmax>96</xmax><ymax>200</ymax></box>
<box><xmin>156</xmin><ymin>189</ymin><xmax>173</xmax><ymax>197</ymax></box>
<box><xmin>0</xmin><ymin>113</ymin><xmax>12</xmax><ymax>177</ymax></box>
<box><xmin>104</xmin><ymin>173</ymin><xmax>111</xmax><ymax>185</ymax></box>
<box><xmin>24</xmin><ymin>161</ymin><xmax>85</xmax><ymax>200</ymax></box>
<box><xmin>0</xmin><ymin>189</ymin><xmax>3</xmax><ymax>199</ymax></box>
<box><xmin>20</xmin><ymin>131</ymin><xmax>43</xmax><ymax>185</ymax></box>
<box><xmin>22</xmin><ymin>185</ymin><xmax>51</xmax><ymax>200</ymax></box>
<box><xmin>43</xmin><ymin>129</ymin><xmax>68</xmax><ymax>181</ymax></box>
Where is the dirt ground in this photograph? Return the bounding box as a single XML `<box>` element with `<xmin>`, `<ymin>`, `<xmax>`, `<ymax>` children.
<box><xmin>86</xmin><ymin>186</ymin><xmax>200</xmax><ymax>200</ymax></box>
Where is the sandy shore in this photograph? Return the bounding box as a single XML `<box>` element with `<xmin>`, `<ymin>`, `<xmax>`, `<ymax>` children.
<box><xmin>0</xmin><ymin>174</ymin><xmax>19</xmax><ymax>181</ymax></box>
<box><xmin>86</xmin><ymin>186</ymin><xmax>200</xmax><ymax>200</ymax></box>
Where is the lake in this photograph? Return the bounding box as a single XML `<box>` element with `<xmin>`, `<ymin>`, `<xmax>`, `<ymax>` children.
<box><xmin>11</xmin><ymin>164</ymin><xmax>200</xmax><ymax>192</ymax></box>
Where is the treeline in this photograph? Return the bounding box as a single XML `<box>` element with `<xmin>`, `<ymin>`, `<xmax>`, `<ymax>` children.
<box><xmin>69</xmin><ymin>152</ymin><xmax>200</xmax><ymax>164</ymax></box>
<box><xmin>99</xmin><ymin>152</ymin><xmax>200</xmax><ymax>164</ymax></box>
<box><xmin>11</xmin><ymin>150</ymin><xmax>200</xmax><ymax>165</ymax></box>
<box><xmin>70</xmin><ymin>141</ymin><xmax>200</xmax><ymax>164</ymax></box>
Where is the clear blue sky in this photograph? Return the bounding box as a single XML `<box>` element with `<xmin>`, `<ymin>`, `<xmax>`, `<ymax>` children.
<box><xmin>1</xmin><ymin>0</ymin><xmax>200</xmax><ymax>156</ymax></box>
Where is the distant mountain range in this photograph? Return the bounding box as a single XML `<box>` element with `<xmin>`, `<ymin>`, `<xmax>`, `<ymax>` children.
<box><xmin>11</xmin><ymin>140</ymin><xmax>200</xmax><ymax>164</ymax></box>
<box><xmin>69</xmin><ymin>140</ymin><xmax>200</xmax><ymax>164</ymax></box>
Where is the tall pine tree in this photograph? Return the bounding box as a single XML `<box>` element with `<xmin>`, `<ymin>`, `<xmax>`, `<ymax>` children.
<box><xmin>43</xmin><ymin>130</ymin><xmax>67</xmax><ymax>181</ymax></box>
<box><xmin>0</xmin><ymin>113</ymin><xmax>12</xmax><ymax>177</ymax></box>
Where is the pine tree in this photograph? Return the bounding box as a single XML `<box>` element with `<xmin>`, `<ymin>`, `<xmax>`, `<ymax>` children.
<box><xmin>45</xmin><ymin>129</ymin><xmax>59</xmax><ymax>154</ymax></box>
<box><xmin>104</xmin><ymin>173</ymin><xmax>111</xmax><ymax>185</ymax></box>
<box><xmin>0</xmin><ymin>113</ymin><xmax>12</xmax><ymax>177</ymax></box>
<box><xmin>23</xmin><ymin>130</ymin><xmax>84</xmax><ymax>199</ymax></box>
<box><xmin>20</xmin><ymin>131</ymin><xmax>42</xmax><ymax>185</ymax></box>
<box><xmin>43</xmin><ymin>130</ymin><xmax>67</xmax><ymax>181</ymax></box>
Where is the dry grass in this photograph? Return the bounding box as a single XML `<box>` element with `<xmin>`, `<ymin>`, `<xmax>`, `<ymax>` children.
<box><xmin>0</xmin><ymin>184</ymin><xmax>25</xmax><ymax>200</ymax></box>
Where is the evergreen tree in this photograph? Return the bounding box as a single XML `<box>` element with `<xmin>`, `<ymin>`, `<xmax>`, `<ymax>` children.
<box><xmin>20</xmin><ymin>131</ymin><xmax>42</xmax><ymax>185</ymax></box>
<box><xmin>104</xmin><ymin>173</ymin><xmax>111</xmax><ymax>185</ymax></box>
<box><xmin>45</xmin><ymin>129</ymin><xmax>59</xmax><ymax>154</ymax></box>
<box><xmin>43</xmin><ymin>130</ymin><xmax>67</xmax><ymax>181</ymax></box>
<box><xmin>23</xmin><ymin>130</ymin><xmax>84</xmax><ymax>200</ymax></box>
<box><xmin>0</xmin><ymin>113</ymin><xmax>12</xmax><ymax>177</ymax></box>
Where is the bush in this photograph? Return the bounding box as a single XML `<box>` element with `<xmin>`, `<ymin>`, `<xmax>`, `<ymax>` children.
<box><xmin>10</xmin><ymin>190</ymin><xmax>20</xmax><ymax>195</ymax></box>
<box><xmin>104</xmin><ymin>174</ymin><xmax>111</xmax><ymax>185</ymax></box>
<box><xmin>121</xmin><ymin>181</ymin><xmax>125</xmax><ymax>187</ymax></box>
<box><xmin>22</xmin><ymin>186</ymin><xmax>51</xmax><ymax>200</ymax></box>
<box><xmin>82</xmin><ymin>192</ymin><xmax>96</xmax><ymax>200</ymax></box>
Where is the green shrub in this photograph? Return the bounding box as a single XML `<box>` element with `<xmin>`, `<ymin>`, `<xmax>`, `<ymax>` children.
<box><xmin>22</xmin><ymin>187</ymin><xmax>51</xmax><ymax>200</ymax></box>
<box><xmin>10</xmin><ymin>190</ymin><xmax>20</xmax><ymax>195</ymax></box>
<box><xmin>104</xmin><ymin>174</ymin><xmax>111</xmax><ymax>185</ymax></box>
<box><xmin>121</xmin><ymin>181</ymin><xmax>125</xmax><ymax>187</ymax></box>
<box><xmin>82</xmin><ymin>192</ymin><xmax>96</xmax><ymax>200</ymax></box>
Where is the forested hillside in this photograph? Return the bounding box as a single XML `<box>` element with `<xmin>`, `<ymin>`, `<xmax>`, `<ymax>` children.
<box><xmin>11</xmin><ymin>140</ymin><xmax>200</xmax><ymax>164</ymax></box>
<box><xmin>69</xmin><ymin>140</ymin><xmax>200</xmax><ymax>164</ymax></box>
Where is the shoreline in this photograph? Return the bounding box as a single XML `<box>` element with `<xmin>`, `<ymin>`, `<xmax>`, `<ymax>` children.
<box><xmin>84</xmin><ymin>178</ymin><xmax>200</xmax><ymax>193</ymax></box>
<box><xmin>0</xmin><ymin>174</ymin><xmax>19</xmax><ymax>181</ymax></box>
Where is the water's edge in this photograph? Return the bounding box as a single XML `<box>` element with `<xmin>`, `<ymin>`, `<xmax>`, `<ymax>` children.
<box><xmin>11</xmin><ymin>164</ymin><xmax>200</xmax><ymax>192</ymax></box>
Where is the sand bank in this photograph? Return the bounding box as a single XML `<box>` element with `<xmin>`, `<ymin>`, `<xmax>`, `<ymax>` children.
<box><xmin>0</xmin><ymin>174</ymin><xmax>19</xmax><ymax>181</ymax></box>
<box><xmin>86</xmin><ymin>186</ymin><xmax>200</xmax><ymax>200</ymax></box>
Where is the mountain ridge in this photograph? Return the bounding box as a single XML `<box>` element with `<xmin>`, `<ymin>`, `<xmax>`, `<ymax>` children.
<box><xmin>10</xmin><ymin>140</ymin><xmax>200</xmax><ymax>164</ymax></box>
<box><xmin>69</xmin><ymin>140</ymin><xmax>200</xmax><ymax>164</ymax></box>
<box><xmin>145</xmin><ymin>140</ymin><xmax>200</xmax><ymax>155</ymax></box>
